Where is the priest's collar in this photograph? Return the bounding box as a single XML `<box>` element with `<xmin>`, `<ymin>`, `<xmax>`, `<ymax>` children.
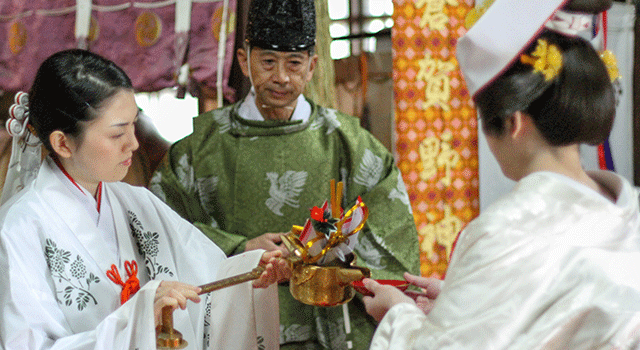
<box><xmin>237</xmin><ymin>88</ymin><xmax>311</xmax><ymax>123</ymax></box>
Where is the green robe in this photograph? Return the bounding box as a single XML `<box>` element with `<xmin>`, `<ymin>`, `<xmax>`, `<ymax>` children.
<box><xmin>150</xmin><ymin>97</ymin><xmax>420</xmax><ymax>350</ymax></box>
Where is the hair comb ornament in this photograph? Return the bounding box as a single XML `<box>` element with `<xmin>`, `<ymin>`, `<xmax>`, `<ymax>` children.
<box><xmin>520</xmin><ymin>39</ymin><xmax>563</xmax><ymax>81</ymax></box>
<box><xmin>1</xmin><ymin>92</ymin><xmax>42</xmax><ymax>205</ymax></box>
<box><xmin>464</xmin><ymin>0</ymin><xmax>496</xmax><ymax>29</ymax></box>
<box><xmin>6</xmin><ymin>92</ymin><xmax>40</xmax><ymax>148</ymax></box>
<box><xmin>456</xmin><ymin>0</ymin><xmax>568</xmax><ymax>98</ymax></box>
<box><xmin>545</xmin><ymin>10</ymin><xmax>594</xmax><ymax>37</ymax></box>
<box><xmin>7</xmin><ymin>92</ymin><xmax>31</xmax><ymax>139</ymax></box>
<box><xmin>600</xmin><ymin>50</ymin><xmax>620</xmax><ymax>83</ymax></box>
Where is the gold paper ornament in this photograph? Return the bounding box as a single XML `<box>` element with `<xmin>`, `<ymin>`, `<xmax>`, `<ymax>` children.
<box><xmin>135</xmin><ymin>11</ymin><xmax>162</xmax><ymax>47</ymax></box>
<box><xmin>211</xmin><ymin>6</ymin><xmax>236</xmax><ymax>42</ymax></box>
<box><xmin>9</xmin><ymin>21</ymin><xmax>27</xmax><ymax>54</ymax></box>
<box><xmin>520</xmin><ymin>39</ymin><xmax>563</xmax><ymax>81</ymax></box>
<box><xmin>464</xmin><ymin>0</ymin><xmax>496</xmax><ymax>29</ymax></box>
<box><xmin>600</xmin><ymin>50</ymin><xmax>620</xmax><ymax>82</ymax></box>
<box><xmin>87</xmin><ymin>16</ymin><xmax>100</xmax><ymax>42</ymax></box>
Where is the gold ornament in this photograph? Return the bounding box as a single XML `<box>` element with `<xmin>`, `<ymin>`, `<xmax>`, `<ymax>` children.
<box><xmin>135</xmin><ymin>11</ymin><xmax>162</xmax><ymax>48</ymax></box>
<box><xmin>87</xmin><ymin>16</ymin><xmax>100</xmax><ymax>43</ymax></box>
<box><xmin>600</xmin><ymin>50</ymin><xmax>620</xmax><ymax>82</ymax></box>
<box><xmin>464</xmin><ymin>0</ymin><xmax>496</xmax><ymax>29</ymax></box>
<box><xmin>9</xmin><ymin>21</ymin><xmax>27</xmax><ymax>54</ymax></box>
<box><xmin>520</xmin><ymin>39</ymin><xmax>563</xmax><ymax>81</ymax></box>
<box><xmin>211</xmin><ymin>6</ymin><xmax>236</xmax><ymax>41</ymax></box>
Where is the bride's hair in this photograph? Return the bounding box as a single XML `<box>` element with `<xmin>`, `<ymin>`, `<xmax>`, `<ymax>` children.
<box><xmin>474</xmin><ymin>30</ymin><xmax>615</xmax><ymax>146</ymax></box>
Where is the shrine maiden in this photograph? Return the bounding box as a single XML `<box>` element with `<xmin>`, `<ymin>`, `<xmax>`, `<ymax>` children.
<box><xmin>0</xmin><ymin>49</ymin><xmax>288</xmax><ymax>350</ymax></box>
<box><xmin>362</xmin><ymin>0</ymin><xmax>640</xmax><ymax>349</ymax></box>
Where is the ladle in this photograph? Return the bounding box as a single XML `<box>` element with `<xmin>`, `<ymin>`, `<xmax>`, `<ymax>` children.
<box><xmin>156</xmin><ymin>265</ymin><xmax>266</xmax><ymax>349</ymax></box>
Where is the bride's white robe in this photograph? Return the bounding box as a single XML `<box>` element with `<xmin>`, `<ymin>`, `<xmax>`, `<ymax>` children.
<box><xmin>0</xmin><ymin>158</ymin><xmax>278</xmax><ymax>350</ymax></box>
<box><xmin>371</xmin><ymin>171</ymin><xmax>640</xmax><ymax>349</ymax></box>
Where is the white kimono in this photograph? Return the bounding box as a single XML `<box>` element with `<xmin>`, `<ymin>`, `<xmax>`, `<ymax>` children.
<box><xmin>371</xmin><ymin>171</ymin><xmax>640</xmax><ymax>349</ymax></box>
<box><xmin>0</xmin><ymin>158</ymin><xmax>279</xmax><ymax>350</ymax></box>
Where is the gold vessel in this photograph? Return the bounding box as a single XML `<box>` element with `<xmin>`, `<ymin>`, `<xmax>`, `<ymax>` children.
<box><xmin>157</xmin><ymin>179</ymin><xmax>371</xmax><ymax>347</ymax></box>
<box><xmin>283</xmin><ymin>232</ymin><xmax>370</xmax><ymax>307</ymax></box>
<box><xmin>290</xmin><ymin>263</ymin><xmax>370</xmax><ymax>306</ymax></box>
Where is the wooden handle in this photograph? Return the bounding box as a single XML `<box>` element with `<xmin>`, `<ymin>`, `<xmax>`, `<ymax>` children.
<box><xmin>197</xmin><ymin>265</ymin><xmax>266</xmax><ymax>295</ymax></box>
<box><xmin>157</xmin><ymin>265</ymin><xmax>266</xmax><ymax>349</ymax></box>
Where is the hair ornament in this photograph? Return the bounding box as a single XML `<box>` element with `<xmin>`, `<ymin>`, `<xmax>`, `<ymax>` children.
<box><xmin>520</xmin><ymin>39</ymin><xmax>563</xmax><ymax>81</ymax></box>
<box><xmin>7</xmin><ymin>92</ymin><xmax>29</xmax><ymax>138</ymax></box>
<box><xmin>1</xmin><ymin>91</ymin><xmax>42</xmax><ymax>205</ymax></box>
<box><xmin>600</xmin><ymin>50</ymin><xmax>620</xmax><ymax>83</ymax></box>
<box><xmin>464</xmin><ymin>0</ymin><xmax>496</xmax><ymax>29</ymax></box>
<box><xmin>544</xmin><ymin>10</ymin><xmax>594</xmax><ymax>37</ymax></box>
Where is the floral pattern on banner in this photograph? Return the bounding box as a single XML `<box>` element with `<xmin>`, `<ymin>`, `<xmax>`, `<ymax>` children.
<box><xmin>393</xmin><ymin>0</ymin><xmax>479</xmax><ymax>278</ymax></box>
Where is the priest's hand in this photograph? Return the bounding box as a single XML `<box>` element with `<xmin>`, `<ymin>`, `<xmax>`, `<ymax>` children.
<box><xmin>154</xmin><ymin>281</ymin><xmax>202</xmax><ymax>326</ymax></box>
<box><xmin>403</xmin><ymin>272</ymin><xmax>442</xmax><ymax>315</ymax></box>
<box><xmin>253</xmin><ymin>250</ymin><xmax>292</xmax><ymax>287</ymax></box>
<box><xmin>245</xmin><ymin>232</ymin><xmax>290</xmax><ymax>258</ymax></box>
<box><xmin>362</xmin><ymin>278</ymin><xmax>415</xmax><ymax>322</ymax></box>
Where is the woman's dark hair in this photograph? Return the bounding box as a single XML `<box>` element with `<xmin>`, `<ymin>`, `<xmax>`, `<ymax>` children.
<box><xmin>474</xmin><ymin>30</ymin><xmax>615</xmax><ymax>146</ymax></box>
<box><xmin>28</xmin><ymin>49</ymin><xmax>133</xmax><ymax>152</ymax></box>
<box><xmin>563</xmin><ymin>0</ymin><xmax>612</xmax><ymax>14</ymax></box>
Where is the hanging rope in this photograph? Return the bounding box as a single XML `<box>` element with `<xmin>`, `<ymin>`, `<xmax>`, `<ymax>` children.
<box><xmin>597</xmin><ymin>10</ymin><xmax>616</xmax><ymax>171</ymax></box>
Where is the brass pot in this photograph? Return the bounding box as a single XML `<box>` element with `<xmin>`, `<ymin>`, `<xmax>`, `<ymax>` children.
<box><xmin>290</xmin><ymin>264</ymin><xmax>370</xmax><ymax>307</ymax></box>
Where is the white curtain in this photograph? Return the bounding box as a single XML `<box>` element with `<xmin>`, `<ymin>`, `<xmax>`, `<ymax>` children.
<box><xmin>478</xmin><ymin>3</ymin><xmax>637</xmax><ymax>210</ymax></box>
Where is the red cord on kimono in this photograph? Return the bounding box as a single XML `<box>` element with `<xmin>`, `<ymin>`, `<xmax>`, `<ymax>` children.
<box><xmin>106</xmin><ymin>260</ymin><xmax>141</xmax><ymax>304</ymax></box>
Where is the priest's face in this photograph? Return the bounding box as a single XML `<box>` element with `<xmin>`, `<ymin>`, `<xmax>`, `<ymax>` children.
<box><xmin>61</xmin><ymin>89</ymin><xmax>139</xmax><ymax>193</ymax></box>
<box><xmin>238</xmin><ymin>46</ymin><xmax>317</xmax><ymax>120</ymax></box>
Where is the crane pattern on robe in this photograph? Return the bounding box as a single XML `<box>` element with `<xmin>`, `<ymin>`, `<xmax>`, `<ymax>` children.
<box><xmin>354</xmin><ymin>149</ymin><xmax>384</xmax><ymax>191</ymax></box>
<box><xmin>389</xmin><ymin>172</ymin><xmax>413</xmax><ymax>214</ymax></box>
<box><xmin>149</xmin><ymin>172</ymin><xmax>166</xmax><ymax>202</ymax></box>
<box><xmin>196</xmin><ymin>175</ymin><xmax>220</xmax><ymax>228</ymax></box>
<box><xmin>309</xmin><ymin>108</ymin><xmax>341</xmax><ymax>135</ymax></box>
<box><xmin>265</xmin><ymin>170</ymin><xmax>308</xmax><ymax>216</ymax></box>
<box><xmin>176</xmin><ymin>154</ymin><xmax>195</xmax><ymax>192</ymax></box>
<box><xmin>211</xmin><ymin>107</ymin><xmax>232</xmax><ymax>134</ymax></box>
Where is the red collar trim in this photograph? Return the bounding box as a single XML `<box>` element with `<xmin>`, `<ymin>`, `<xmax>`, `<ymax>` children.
<box><xmin>52</xmin><ymin>157</ymin><xmax>103</xmax><ymax>213</ymax></box>
<box><xmin>96</xmin><ymin>182</ymin><xmax>103</xmax><ymax>213</ymax></box>
<box><xmin>52</xmin><ymin>157</ymin><xmax>83</xmax><ymax>193</ymax></box>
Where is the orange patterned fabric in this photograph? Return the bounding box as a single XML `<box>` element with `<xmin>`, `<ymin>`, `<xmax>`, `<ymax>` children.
<box><xmin>392</xmin><ymin>0</ymin><xmax>479</xmax><ymax>278</ymax></box>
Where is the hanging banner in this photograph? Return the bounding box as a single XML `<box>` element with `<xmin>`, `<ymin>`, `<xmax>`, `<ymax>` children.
<box><xmin>0</xmin><ymin>0</ymin><xmax>236</xmax><ymax>100</ymax></box>
<box><xmin>0</xmin><ymin>0</ymin><xmax>76</xmax><ymax>92</ymax></box>
<box><xmin>392</xmin><ymin>0</ymin><xmax>479</xmax><ymax>278</ymax></box>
